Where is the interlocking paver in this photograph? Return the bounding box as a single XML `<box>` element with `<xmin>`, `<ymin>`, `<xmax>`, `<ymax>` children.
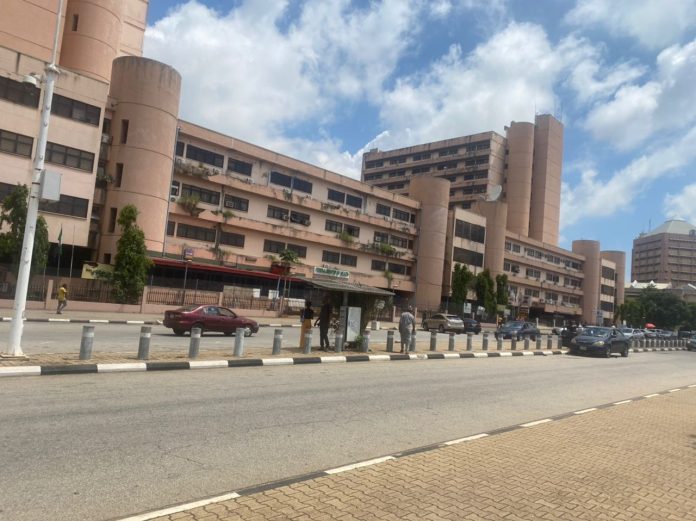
<box><xmin>147</xmin><ymin>387</ymin><xmax>696</xmax><ymax>521</ymax></box>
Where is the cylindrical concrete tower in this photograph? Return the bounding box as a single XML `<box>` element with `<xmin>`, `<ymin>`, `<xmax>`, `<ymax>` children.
<box><xmin>601</xmin><ymin>250</ymin><xmax>626</xmax><ymax>308</ymax></box>
<box><xmin>410</xmin><ymin>176</ymin><xmax>450</xmax><ymax>311</ymax></box>
<box><xmin>59</xmin><ymin>0</ymin><xmax>123</xmax><ymax>82</ymax></box>
<box><xmin>505</xmin><ymin>122</ymin><xmax>534</xmax><ymax>236</ymax></box>
<box><xmin>99</xmin><ymin>57</ymin><xmax>181</xmax><ymax>261</ymax></box>
<box><xmin>471</xmin><ymin>201</ymin><xmax>508</xmax><ymax>279</ymax></box>
<box><xmin>572</xmin><ymin>240</ymin><xmax>601</xmax><ymax>325</ymax></box>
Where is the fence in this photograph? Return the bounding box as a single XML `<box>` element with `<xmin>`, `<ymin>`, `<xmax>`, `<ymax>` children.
<box><xmin>0</xmin><ymin>279</ymin><xmax>47</xmax><ymax>301</ymax></box>
<box><xmin>146</xmin><ymin>286</ymin><xmax>219</xmax><ymax>306</ymax></box>
<box><xmin>50</xmin><ymin>279</ymin><xmax>133</xmax><ymax>304</ymax></box>
<box><xmin>221</xmin><ymin>294</ymin><xmax>277</xmax><ymax>311</ymax></box>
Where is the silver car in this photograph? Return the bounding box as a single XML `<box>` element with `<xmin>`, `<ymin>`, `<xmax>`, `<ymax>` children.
<box><xmin>619</xmin><ymin>327</ymin><xmax>644</xmax><ymax>340</ymax></box>
<box><xmin>422</xmin><ymin>313</ymin><xmax>465</xmax><ymax>333</ymax></box>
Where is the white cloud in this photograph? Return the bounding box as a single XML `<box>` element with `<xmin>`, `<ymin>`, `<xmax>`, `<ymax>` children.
<box><xmin>561</xmin><ymin>125</ymin><xmax>696</xmax><ymax>228</ymax></box>
<box><xmin>583</xmin><ymin>38</ymin><xmax>696</xmax><ymax>150</ymax></box>
<box><xmin>565</xmin><ymin>0</ymin><xmax>696</xmax><ymax>49</ymax></box>
<box><xmin>664</xmin><ymin>184</ymin><xmax>696</xmax><ymax>224</ymax></box>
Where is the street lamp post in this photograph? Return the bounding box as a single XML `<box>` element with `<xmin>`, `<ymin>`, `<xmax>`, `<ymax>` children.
<box><xmin>5</xmin><ymin>0</ymin><xmax>64</xmax><ymax>357</ymax></box>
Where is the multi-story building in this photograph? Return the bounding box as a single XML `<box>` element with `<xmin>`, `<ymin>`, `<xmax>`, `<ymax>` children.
<box><xmin>0</xmin><ymin>0</ymin><xmax>625</xmax><ymax>323</ymax></box>
<box><xmin>631</xmin><ymin>219</ymin><xmax>696</xmax><ymax>287</ymax></box>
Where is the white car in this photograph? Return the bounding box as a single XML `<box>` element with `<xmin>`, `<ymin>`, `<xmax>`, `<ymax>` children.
<box><xmin>619</xmin><ymin>327</ymin><xmax>644</xmax><ymax>340</ymax></box>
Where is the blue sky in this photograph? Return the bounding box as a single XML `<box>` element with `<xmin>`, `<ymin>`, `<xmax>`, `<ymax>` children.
<box><xmin>144</xmin><ymin>1</ymin><xmax>696</xmax><ymax>268</ymax></box>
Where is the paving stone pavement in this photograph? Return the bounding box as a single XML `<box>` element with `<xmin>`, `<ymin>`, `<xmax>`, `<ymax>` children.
<box><xmin>143</xmin><ymin>387</ymin><xmax>696</xmax><ymax>521</ymax></box>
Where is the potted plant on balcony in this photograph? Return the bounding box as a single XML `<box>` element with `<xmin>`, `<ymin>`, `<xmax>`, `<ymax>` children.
<box><xmin>177</xmin><ymin>195</ymin><xmax>203</xmax><ymax>217</ymax></box>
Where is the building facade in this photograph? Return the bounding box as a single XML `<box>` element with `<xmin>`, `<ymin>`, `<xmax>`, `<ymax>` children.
<box><xmin>631</xmin><ymin>219</ymin><xmax>696</xmax><ymax>287</ymax></box>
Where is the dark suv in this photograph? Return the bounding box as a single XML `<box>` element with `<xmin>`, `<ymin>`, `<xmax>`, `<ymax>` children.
<box><xmin>460</xmin><ymin>318</ymin><xmax>481</xmax><ymax>334</ymax></box>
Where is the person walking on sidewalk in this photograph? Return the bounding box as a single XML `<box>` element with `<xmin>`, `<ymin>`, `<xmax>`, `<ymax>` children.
<box><xmin>299</xmin><ymin>300</ymin><xmax>315</xmax><ymax>348</ymax></box>
<box><xmin>56</xmin><ymin>283</ymin><xmax>68</xmax><ymax>314</ymax></box>
<box><xmin>315</xmin><ymin>297</ymin><xmax>332</xmax><ymax>350</ymax></box>
<box><xmin>399</xmin><ymin>305</ymin><xmax>416</xmax><ymax>353</ymax></box>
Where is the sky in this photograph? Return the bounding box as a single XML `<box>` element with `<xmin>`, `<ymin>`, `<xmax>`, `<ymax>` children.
<box><xmin>143</xmin><ymin>0</ymin><xmax>696</xmax><ymax>264</ymax></box>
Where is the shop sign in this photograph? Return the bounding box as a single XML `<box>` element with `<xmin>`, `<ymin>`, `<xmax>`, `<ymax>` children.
<box><xmin>313</xmin><ymin>266</ymin><xmax>350</xmax><ymax>279</ymax></box>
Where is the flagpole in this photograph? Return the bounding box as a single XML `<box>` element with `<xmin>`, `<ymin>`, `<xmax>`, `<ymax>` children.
<box><xmin>56</xmin><ymin>225</ymin><xmax>62</xmax><ymax>277</ymax></box>
<box><xmin>68</xmin><ymin>224</ymin><xmax>75</xmax><ymax>277</ymax></box>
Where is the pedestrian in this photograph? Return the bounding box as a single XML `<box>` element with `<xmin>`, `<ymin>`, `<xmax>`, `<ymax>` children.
<box><xmin>56</xmin><ymin>283</ymin><xmax>68</xmax><ymax>314</ymax></box>
<box><xmin>314</xmin><ymin>297</ymin><xmax>332</xmax><ymax>350</ymax></box>
<box><xmin>299</xmin><ymin>300</ymin><xmax>314</xmax><ymax>348</ymax></box>
<box><xmin>399</xmin><ymin>305</ymin><xmax>416</xmax><ymax>353</ymax></box>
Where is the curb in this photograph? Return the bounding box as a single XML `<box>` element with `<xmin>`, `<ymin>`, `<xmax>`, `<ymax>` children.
<box><xmin>114</xmin><ymin>384</ymin><xmax>696</xmax><ymax>521</ymax></box>
<box><xmin>0</xmin><ymin>350</ymin><xmax>566</xmax><ymax>378</ymax></box>
<box><xmin>1</xmin><ymin>317</ymin><xmax>162</xmax><ymax>325</ymax></box>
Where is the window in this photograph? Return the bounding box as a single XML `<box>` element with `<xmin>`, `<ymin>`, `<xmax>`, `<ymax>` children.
<box><xmin>120</xmin><ymin>119</ymin><xmax>129</xmax><ymax>144</ymax></box>
<box><xmin>388</xmin><ymin>170</ymin><xmax>406</xmax><ymax>178</ymax></box>
<box><xmin>412</xmin><ymin>153</ymin><xmax>430</xmax><ymax>161</ymax></box>
<box><xmin>437</xmin><ymin>162</ymin><xmax>458</xmax><ymax>171</ymax></box>
<box><xmin>390</xmin><ymin>235</ymin><xmax>408</xmax><ymax>248</ymax></box>
<box><xmin>374</xmin><ymin>231</ymin><xmax>388</xmax><ymax>243</ymax></box>
<box><xmin>328</xmin><ymin>189</ymin><xmax>345</xmax><ymax>203</ymax></box>
<box><xmin>108</xmin><ymin>207</ymin><xmax>117</xmax><ymax>232</ymax></box>
<box><xmin>345</xmin><ymin>224</ymin><xmax>360</xmax><ymax>237</ymax></box>
<box><xmin>454</xmin><ymin>220</ymin><xmax>485</xmax><ymax>243</ymax></box>
<box><xmin>228</xmin><ymin>158</ymin><xmax>252</xmax><ymax>176</ymax></box>
<box><xmin>601</xmin><ymin>284</ymin><xmax>615</xmax><ymax>296</ymax></box>
<box><xmin>0</xmin><ymin>76</ymin><xmax>40</xmax><ymax>107</ymax></box>
<box><xmin>264</xmin><ymin>240</ymin><xmax>285</xmax><ymax>254</ymax></box>
<box><xmin>224</xmin><ymin>194</ymin><xmax>249</xmax><ymax>212</ymax></box>
<box><xmin>545</xmin><ymin>292</ymin><xmax>559</xmax><ymax>303</ymax></box>
<box><xmin>0</xmin><ymin>129</ymin><xmax>33</xmax><ymax>157</ymax></box>
<box><xmin>600</xmin><ymin>301</ymin><xmax>614</xmax><ymax>313</ymax></box>
<box><xmin>388</xmin><ymin>263</ymin><xmax>410</xmax><ymax>275</ymax></box>
<box><xmin>181</xmin><ymin>184</ymin><xmax>220</xmax><ymax>205</ymax></box>
<box><xmin>392</xmin><ymin>208</ymin><xmax>411</xmax><ymax>222</ymax></box>
<box><xmin>524</xmin><ymin>288</ymin><xmax>540</xmax><ymax>297</ymax></box>
<box><xmin>103</xmin><ymin>253</ymin><xmax>111</xmax><ymax>264</ymax></box>
<box><xmin>270</xmin><ymin>171</ymin><xmax>292</xmax><ymax>188</ymax></box>
<box><xmin>176</xmin><ymin>223</ymin><xmax>216</xmax><ymax>242</ymax></box>
<box><xmin>345</xmin><ymin>194</ymin><xmax>363</xmax><ymax>209</ymax></box>
<box><xmin>72</xmin><ymin>14</ymin><xmax>79</xmax><ymax>30</ymax></box>
<box><xmin>340</xmin><ymin>254</ymin><xmax>357</xmax><ymax>267</ymax></box>
<box><xmin>185</xmin><ymin>144</ymin><xmax>224</xmax><ymax>168</ymax></box>
<box><xmin>52</xmin><ymin>94</ymin><xmax>100</xmax><ymax>126</ymax></box>
<box><xmin>412</xmin><ymin>166</ymin><xmax>430</xmax><ymax>174</ymax></box>
<box><xmin>526</xmin><ymin>268</ymin><xmax>541</xmax><ymax>279</ymax></box>
<box><xmin>286</xmin><ymin>243</ymin><xmax>307</xmax><ymax>258</ymax></box>
<box><xmin>325</xmin><ymin>220</ymin><xmax>343</xmax><ymax>233</ymax></box>
<box><xmin>525</xmin><ymin>247</ymin><xmax>543</xmax><ymax>259</ymax></box>
<box><xmin>171</xmin><ymin>180</ymin><xmax>180</xmax><ymax>197</ymax></box>
<box><xmin>292</xmin><ymin>177</ymin><xmax>313</xmax><ymax>194</ymax></box>
<box><xmin>220</xmin><ymin>232</ymin><xmax>245</xmax><ymax>247</ymax></box>
<box><xmin>546</xmin><ymin>273</ymin><xmax>560</xmax><ymax>283</ymax></box>
<box><xmin>439</xmin><ymin>148</ymin><xmax>459</xmax><ymax>157</ymax></box>
<box><xmin>289</xmin><ymin>211</ymin><xmax>311</xmax><ymax>226</ymax></box>
<box><xmin>453</xmin><ymin>247</ymin><xmax>483</xmax><ymax>267</ymax></box>
<box><xmin>114</xmin><ymin>163</ymin><xmax>123</xmax><ymax>187</ymax></box>
<box><xmin>322</xmin><ymin>250</ymin><xmax>340</xmax><ymax>263</ymax></box>
<box><xmin>175</xmin><ymin>141</ymin><xmax>184</xmax><ymax>157</ymax></box>
<box><xmin>371</xmin><ymin>260</ymin><xmax>386</xmax><ymax>271</ymax></box>
<box><xmin>365</xmin><ymin>160</ymin><xmax>383</xmax><ymax>169</ymax></box>
<box><xmin>267</xmin><ymin>205</ymin><xmax>289</xmax><ymax>221</ymax></box>
<box><xmin>376</xmin><ymin>203</ymin><xmax>391</xmax><ymax>216</ymax></box>
<box><xmin>389</xmin><ymin>157</ymin><xmax>406</xmax><ymax>165</ymax></box>
<box><xmin>602</xmin><ymin>266</ymin><xmax>616</xmax><ymax>280</ymax></box>
<box><xmin>46</xmin><ymin>142</ymin><xmax>94</xmax><ymax>171</ymax></box>
<box><xmin>364</xmin><ymin>173</ymin><xmax>383</xmax><ymax>181</ymax></box>
<box><xmin>166</xmin><ymin>220</ymin><xmax>175</xmax><ymax>236</ymax></box>
<box><xmin>39</xmin><ymin>193</ymin><xmax>89</xmax><ymax>218</ymax></box>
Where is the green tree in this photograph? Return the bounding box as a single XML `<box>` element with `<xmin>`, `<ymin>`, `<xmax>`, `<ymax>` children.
<box><xmin>475</xmin><ymin>269</ymin><xmax>496</xmax><ymax>315</ymax></box>
<box><xmin>616</xmin><ymin>300</ymin><xmax>644</xmax><ymax>327</ymax></box>
<box><xmin>451</xmin><ymin>263</ymin><xmax>474</xmax><ymax>307</ymax></box>
<box><xmin>495</xmin><ymin>273</ymin><xmax>509</xmax><ymax>306</ymax></box>
<box><xmin>0</xmin><ymin>184</ymin><xmax>49</xmax><ymax>274</ymax></box>
<box><xmin>111</xmin><ymin>205</ymin><xmax>152</xmax><ymax>304</ymax></box>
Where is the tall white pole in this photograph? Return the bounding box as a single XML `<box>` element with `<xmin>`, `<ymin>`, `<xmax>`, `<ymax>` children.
<box><xmin>5</xmin><ymin>0</ymin><xmax>64</xmax><ymax>356</ymax></box>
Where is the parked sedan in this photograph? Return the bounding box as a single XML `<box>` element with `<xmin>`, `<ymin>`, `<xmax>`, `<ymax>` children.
<box><xmin>163</xmin><ymin>305</ymin><xmax>259</xmax><ymax>336</ymax></box>
<box><xmin>460</xmin><ymin>317</ymin><xmax>482</xmax><ymax>334</ymax></box>
<box><xmin>687</xmin><ymin>335</ymin><xmax>696</xmax><ymax>351</ymax></box>
<box><xmin>422</xmin><ymin>314</ymin><xmax>465</xmax><ymax>333</ymax></box>
<box><xmin>569</xmin><ymin>327</ymin><xmax>629</xmax><ymax>357</ymax></box>
<box><xmin>619</xmin><ymin>327</ymin><xmax>643</xmax><ymax>340</ymax></box>
<box><xmin>494</xmin><ymin>321</ymin><xmax>540</xmax><ymax>340</ymax></box>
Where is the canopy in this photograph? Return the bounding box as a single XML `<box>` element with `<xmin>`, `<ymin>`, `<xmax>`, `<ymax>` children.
<box><xmin>309</xmin><ymin>279</ymin><xmax>394</xmax><ymax>297</ymax></box>
<box><xmin>645</xmin><ymin>323</ymin><xmax>656</xmax><ymax>329</ymax></box>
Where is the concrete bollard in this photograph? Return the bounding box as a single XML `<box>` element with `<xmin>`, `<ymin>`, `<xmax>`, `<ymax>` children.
<box><xmin>556</xmin><ymin>335</ymin><xmax>562</xmax><ymax>350</ymax></box>
<box><xmin>497</xmin><ymin>336</ymin><xmax>503</xmax><ymax>351</ymax></box>
<box><xmin>511</xmin><ymin>337</ymin><xmax>517</xmax><ymax>350</ymax></box>
<box><xmin>466</xmin><ymin>333</ymin><xmax>473</xmax><ymax>351</ymax></box>
<box><xmin>234</xmin><ymin>327</ymin><xmax>245</xmax><ymax>357</ymax></box>
<box><xmin>524</xmin><ymin>338</ymin><xmax>530</xmax><ymax>350</ymax></box>
<box><xmin>79</xmin><ymin>325</ymin><xmax>95</xmax><ymax>360</ymax></box>
<box><xmin>386</xmin><ymin>330</ymin><xmax>394</xmax><ymax>352</ymax></box>
<box><xmin>335</xmin><ymin>333</ymin><xmax>344</xmax><ymax>353</ymax></box>
<box><xmin>409</xmin><ymin>332</ymin><xmax>416</xmax><ymax>352</ymax></box>
<box><xmin>188</xmin><ymin>327</ymin><xmax>201</xmax><ymax>358</ymax></box>
<box><xmin>272</xmin><ymin>328</ymin><xmax>283</xmax><ymax>355</ymax></box>
<box><xmin>137</xmin><ymin>325</ymin><xmax>152</xmax><ymax>360</ymax></box>
<box><xmin>448</xmin><ymin>332</ymin><xmax>455</xmax><ymax>351</ymax></box>
<box><xmin>430</xmin><ymin>330</ymin><xmax>438</xmax><ymax>351</ymax></box>
<box><xmin>535</xmin><ymin>336</ymin><xmax>542</xmax><ymax>350</ymax></box>
<box><xmin>482</xmin><ymin>332</ymin><xmax>489</xmax><ymax>351</ymax></box>
<box><xmin>303</xmin><ymin>330</ymin><xmax>313</xmax><ymax>354</ymax></box>
<box><xmin>361</xmin><ymin>330</ymin><xmax>370</xmax><ymax>353</ymax></box>
<box><xmin>546</xmin><ymin>335</ymin><xmax>552</xmax><ymax>350</ymax></box>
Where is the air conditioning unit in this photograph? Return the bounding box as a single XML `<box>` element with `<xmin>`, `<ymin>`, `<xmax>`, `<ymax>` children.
<box><xmin>170</xmin><ymin>196</ymin><xmax>177</xmax><ymax>202</ymax></box>
<box><xmin>281</xmin><ymin>215</ymin><xmax>289</xmax><ymax>221</ymax></box>
<box><xmin>539</xmin><ymin>299</ymin><xmax>546</xmax><ymax>304</ymax></box>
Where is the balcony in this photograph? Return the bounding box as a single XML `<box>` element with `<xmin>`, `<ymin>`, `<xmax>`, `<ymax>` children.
<box><xmin>174</xmin><ymin>158</ymin><xmax>222</xmax><ymax>179</ymax></box>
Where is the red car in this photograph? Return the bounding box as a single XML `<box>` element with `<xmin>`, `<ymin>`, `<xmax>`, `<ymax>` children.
<box><xmin>163</xmin><ymin>305</ymin><xmax>259</xmax><ymax>337</ymax></box>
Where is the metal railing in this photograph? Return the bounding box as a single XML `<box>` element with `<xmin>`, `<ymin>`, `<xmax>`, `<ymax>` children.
<box><xmin>146</xmin><ymin>286</ymin><xmax>219</xmax><ymax>306</ymax></box>
<box><xmin>0</xmin><ymin>279</ymin><xmax>47</xmax><ymax>301</ymax></box>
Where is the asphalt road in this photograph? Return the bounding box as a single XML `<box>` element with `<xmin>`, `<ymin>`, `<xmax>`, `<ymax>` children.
<box><xmin>1</xmin><ymin>351</ymin><xmax>694</xmax><ymax>521</ymax></box>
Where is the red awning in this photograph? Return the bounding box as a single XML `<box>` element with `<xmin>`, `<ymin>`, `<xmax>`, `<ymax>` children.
<box><xmin>645</xmin><ymin>323</ymin><xmax>656</xmax><ymax>329</ymax></box>
<box><xmin>152</xmin><ymin>257</ymin><xmax>304</xmax><ymax>283</ymax></box>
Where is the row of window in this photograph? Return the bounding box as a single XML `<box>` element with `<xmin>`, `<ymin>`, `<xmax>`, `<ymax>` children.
<box><xmin>326</xmin><ymin>219</ymin><xmax>359</xmax><ymax>237</ymax></box>
<box><xmin>454</xmin><ymin>220</ymin><xmax>485</xmax><ymax>243</ymax></box>
<box><xmin>0</xmin><ymin>128</ymin><xmax>94</xmax><ymax>172</ymax></box>
<box><xmin>264</xmin><ymin>240</ymin><xmax>307</xmax><ymax>258</ymax></box>
<box><xmin>505</xmin><ymin>241</ymin><xmax>582</xmax><ymax>270</ymax></box>
<box><xmin>166</xmin><ymin>221</ymin><xmax>246</xmax><ymax>247</ymax></box>
<box><xmin>327</xmin><ymin>188</ymin><xmax>363</xmax><ymax>208</ymax></box>
<box><xmin>601</xmin><ymin>284</ymin><xmax>615</xmax><ymax>296</ymax></box>
<box><xmin>321</xmin><ymin>250</ymin><xmax>357</xmax><ymax>267</ymax></box>
<box><xmin>270</xmin><ymin>171</ymin><xmax>313</xmax><ymax>195</ymax></box>
<box><xmin>453</xmin><ymin>247</ymin><xmax>483</xmax><ymax>267</ymax></box>
<box><xmin>601</xmin><ymin>266</ymin><xmax>616</xmax><ymax>280</ymax></box>
<box><xmin>373</xmin><ymin>231</ymin><xmax>412</xmax><ymax>249</ymax></box>
<box><xmin>364</xmin><ymin>141</ymin><xmax>491</xmax><ymax>169</ymax></box>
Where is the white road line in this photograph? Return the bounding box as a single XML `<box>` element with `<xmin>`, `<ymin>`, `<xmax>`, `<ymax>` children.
<box><xmin>520</xmin><ymin>418</ymin><xmax>552</xmax><ymax>428</ymax></box>
<box><xmin>573</xmin><ymin>408</ymin><xmax>597</xmax><ymax>415</ymax></box>
<box><xmin>188</xmin><ymin>360</ymin><xmax>229</xmax><ymax>369</ymax></box>
<box><xmin>443</xmin><ymin>433</ymin><xmax>489</xmax><ymax>446</ymax></box>
<box><xmin>117</xmin><ymin>492</ymin><xmax>241</xmax><ymax>521</ymax></box>
<box><xmin>613</xmin><ymin>400</ymin><xmax>632</xmax><ymax>405</ymax></box>
<box><xmin>668</xmin><ymin>388</ymin><xmax>681</xmax><ymax>393</ymax></box>
<box><xmin>97</xmin><ymin>363</ymin><xmax>147</xmax><ymax>373</ymax></box>
<box><xmin>0</xmin><ymin>366</ymin><xmax>42</xmax><ymax>377</ymax></box>
<box><xmin>688</xmin><ymin>384</ymin><xmax>696</xmax><ymax>388</ymax></box>
<box><xmin>261</xmin><ymin>358</ymin><xmax>294</xmax><ymax>366</ymax></box>
<box><xmin>644</xmin><ymin>393</ymin><xmax>660</xmax><ymax>398</ymax></box>
<box><xmin>320</xmin><ymin>356</ymin><xmax>347</xmax><ymax>363</ymax></box>
<box><xmin>325</xmin><ymin>456</ymin><xmax>395</xmax><ymax>475</ymax></box>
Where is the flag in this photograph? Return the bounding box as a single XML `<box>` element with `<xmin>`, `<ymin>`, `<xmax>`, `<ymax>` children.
<box><xmin>57</xmin><ymin>225</ymin><xmax>63</xmax><ymax>255</ymax></box>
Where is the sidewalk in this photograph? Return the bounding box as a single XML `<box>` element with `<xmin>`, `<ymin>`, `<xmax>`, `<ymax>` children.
<box><xmin>133</xmin><ymin>386</ymin><xmax>696</xmax><ymax>521</ymax></box>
